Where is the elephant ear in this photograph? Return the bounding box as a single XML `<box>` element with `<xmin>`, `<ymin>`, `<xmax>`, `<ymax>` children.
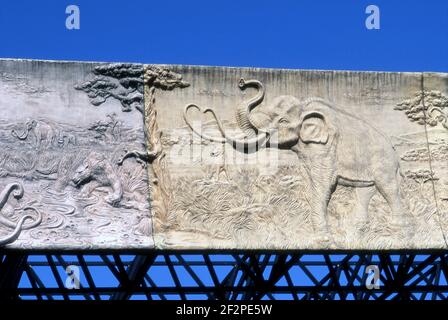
<box><xmin>299</xmin><ymin>111</ymin><xmax>329</xmax><ymax>144</ymax></box>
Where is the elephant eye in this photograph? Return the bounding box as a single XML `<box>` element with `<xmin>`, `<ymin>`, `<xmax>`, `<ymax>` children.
<box><xmin>279</xmin><ymin>118</ymin><xmax>288</xmax><ymax>124</ymax></box>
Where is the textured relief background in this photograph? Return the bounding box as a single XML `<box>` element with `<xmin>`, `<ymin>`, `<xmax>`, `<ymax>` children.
<box><xmin>150</xmin><ymin>65</ymin><xmax>448</xmax><ymax>250</ymax></box>
<box><xmin>0</xmin><ymin>59</ymin><xmax>152</xmax><ymax>249</ymax></box>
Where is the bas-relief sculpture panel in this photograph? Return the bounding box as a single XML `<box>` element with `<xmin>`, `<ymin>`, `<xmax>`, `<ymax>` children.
<box><xmin>0</xmin><ymin>60</ymin><xmax>153</xmax><ymax>249</ymax></box>
<box><xmin>150</xmin><ymin>65</ymin><xmax>448</xmax><ymax>250</ymax></box>
<box><xmin>0</xmin><ymin>59</ymin><xmax>446</xmax><ymax>251</ymax></box>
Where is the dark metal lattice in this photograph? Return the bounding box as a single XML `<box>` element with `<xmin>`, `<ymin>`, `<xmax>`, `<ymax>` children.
<box><xmin>1</xmin><ymin>252</ymin><xmax>448</xmax><ymax>300</ymax></box>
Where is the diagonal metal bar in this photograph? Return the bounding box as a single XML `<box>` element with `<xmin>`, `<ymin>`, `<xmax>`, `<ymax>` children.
<box><xmin>0</xmin><ymin>252</ymin><xmax>447</xmax><ymax>300</ymax></box>
<box><xmin>164</xmin><ymin>254</ymin><xmax>187</xmax><ymax>300</ymax></box>
<box><xmin>143</xmin><ymin>274</ymin><xmax>168</xmax><ymax>300</ymax></box>
<box><xmin>46</xmin><ymin>255</ymin><xmax>69</xmax><ymax>301</ymax></box>
<box><xmin>110</xmin><ymin>254</ymin><xmax>156</xmax><ymax>300</ymax></box>
<box><xmin>23</xmin><ymin>263</ymin><xmax>51</xmax><ymax>301</ymax></box>
<box><xmin>54</xmin><ymin>255</ymin><xmax>93</xmax><ymax>301</ymax></box>
<box><xmin>77</xmin><ymin>255</ymin><xmax>101</xmax><ymax>300</ymax></box>
<box><xmin>0</xmin><ymin>253</ymin><xmax>27</xmax><ymax>300</ymax></box>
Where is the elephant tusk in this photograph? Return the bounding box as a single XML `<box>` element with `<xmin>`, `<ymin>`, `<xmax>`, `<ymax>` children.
<box><xmin>11</xmin><ymin>130</ymin><xmax>23</xmax><ymax>139</ymax></box>
<box><xmin>203</xmin><ymin>108</ymin><xmax>227</xmax><ymax>138</ymax></box>
<box><xmin>184</xmin><ymin>103</ymin><xmax>271</xmax><ymax>152</ymax></box>
<box><xmin>183</xmin><ymin>104</ymin><xmax>226</xmax><ymax>143</ymax></box>
<box><xmin>203</xmin><ymin>107</ymin><xmax>271</xmax><ymax>149</ymax></box>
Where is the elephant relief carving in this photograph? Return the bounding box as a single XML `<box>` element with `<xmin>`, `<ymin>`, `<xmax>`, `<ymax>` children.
<box><xmin>72</xmin><ymin>151</ymin><xmax>123</xmax><ymax>207</ymax></box>
<box><xmin>12</xmin><ymin>119</ymin><xmax>56</xmax><ymax>149</ymax></box>
<box><xmin>184</xmin><ymin>78</ymin><xmax>405</xmax><ymax>243</ymax></box>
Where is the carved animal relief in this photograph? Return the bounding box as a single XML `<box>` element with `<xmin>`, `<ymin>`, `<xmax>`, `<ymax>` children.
<box><xmin>0</xmin><ymin>60</ymin><xmax>152</xmax><ymax>249</ymax></box>
<box><xmin>149</xmin><ymin>66</ymin><xmax>448</xmax><ymax>250</ymax></box>
<box><xmin>0</xmin><ymin>59</ymin><xmax>447</xmax><ymax>250</ymax></box>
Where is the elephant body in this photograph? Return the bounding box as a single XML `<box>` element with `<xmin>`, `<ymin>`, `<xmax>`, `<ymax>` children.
<box><xmin>184</xmin><ymin>79</ymin><xmax>405</xmax><ymax>242</ymax></box>
<box><xmin>295</xmin><ymin>98</ymin><xmax>401</xmax><ymax>186</ymax></box>
<box><xmin>293</xmin><ymin>98</ymin><xmax>403</xmax><ymax>237</ymax></box>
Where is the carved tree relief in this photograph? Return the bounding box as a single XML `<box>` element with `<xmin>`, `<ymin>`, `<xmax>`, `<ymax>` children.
<box><xmin>396</xmin><ymin>90</ymin><xmax>448</xmax><ymax>245</ymax></box>
<box><xmin>143</xmin><ymin>66</ymin><xmax>189</xmax><ymax>234</ymax></box>
<box><xmin>395</xmin><ymin>90</ymin><xmax>448</xmax><ymax>129</ymax></box>
<box><xmin>76</xmin><ymin>64</ymin><xmax>190</xmax><ymax>236</ymax></box>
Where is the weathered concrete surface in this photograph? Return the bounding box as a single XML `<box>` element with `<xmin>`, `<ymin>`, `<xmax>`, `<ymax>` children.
<box><xmin>0</xmin><ymin>59</ymin><xmax>447</xmax><ymax>251</ymax></box>
<box><xmin>0</xmin><ymin>59</ymin><xmax>153</xmax><ymax>249</ymax></box>
<box><xmin>149</xmin><ymin>65</ymin><xmax>447</xmax><ymax>250</ymax></box>
<box><xmin>423</xmin><ymin>73</ymin><xmax>448</xmax><ymax>246</ymax></box>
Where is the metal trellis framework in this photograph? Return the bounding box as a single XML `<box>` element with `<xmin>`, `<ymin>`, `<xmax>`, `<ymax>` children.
<box><xmin>0</xmin><ymin>252</ymin><xmax>448</xmax><ymax>301</ymax></box>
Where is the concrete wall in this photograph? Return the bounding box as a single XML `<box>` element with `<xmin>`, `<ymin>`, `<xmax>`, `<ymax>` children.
<box><xmin>0</xmin><ymin>59</ymin><xmax>447</xmax><ymax>250</ymax></box>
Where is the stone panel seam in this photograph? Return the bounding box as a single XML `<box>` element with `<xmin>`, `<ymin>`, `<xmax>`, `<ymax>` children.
<box><xmin>421</xmin><ymin>72</ymin><xmax>448</xmax><ymax>248</ymax></box>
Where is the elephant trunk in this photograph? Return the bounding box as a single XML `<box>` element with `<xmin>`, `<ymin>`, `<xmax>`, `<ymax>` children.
<box><xmin>0</xmin><ymin>207</ymin><xmax>42</xmax><ymax>246</ymax></box>
<box><xmin>235</xmin><ymin>78</ymin><xmax>265</xmax><ymax>138</ymax></box>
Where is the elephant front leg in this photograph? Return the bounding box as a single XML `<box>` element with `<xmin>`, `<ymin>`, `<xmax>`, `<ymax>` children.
<box><xmin>300</xmin><ymin>164</ymin><xmax>335</xmax><ymax>243</ymax></box>
<box><xmin>309</xmin><ymin>194</ymin><xmax>331</xmax><ymax>240</ymax></box>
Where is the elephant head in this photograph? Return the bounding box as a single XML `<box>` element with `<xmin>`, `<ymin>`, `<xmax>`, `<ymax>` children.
<box><xmin>11</xmin><ymin>119</ymin><xmax>37</xmax><ymax>140</ymax></box>
<box><xmin>184</xmin><ymin>78</ymin><xmax>333</xmax><ymax>152</ymax></box>
<box><xmin>249</xmin><ymin>96</ymin><xmax>334</xmax><ymax>149</ymax></box>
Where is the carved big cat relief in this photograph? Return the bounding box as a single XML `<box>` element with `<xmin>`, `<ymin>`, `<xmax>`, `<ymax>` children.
<box><xmin>0</xmin><ymin>60</ymin><xmax>447</xmax><ymax>250</ymax></box>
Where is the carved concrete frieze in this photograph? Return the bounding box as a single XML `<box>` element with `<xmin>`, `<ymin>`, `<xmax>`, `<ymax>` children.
<box><xmin>0</xmin><ymin>59</ymin><xmax>447</xmax><ymax>250</ymax></box>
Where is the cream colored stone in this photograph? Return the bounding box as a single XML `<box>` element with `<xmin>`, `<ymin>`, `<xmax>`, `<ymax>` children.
<box><xmin>148</xmin><ymin>65</ymin><xmax>447</xmax><ymax>250</ymax></box>
<box><xmin>422</xmin><ymin>73</ymin><xmax>448</xmax><ymax>246</ymax></box>
<box><xmin>0</xmin><ymin>59</ymin><xmax>446</xmax><ymax>251</ymax></box>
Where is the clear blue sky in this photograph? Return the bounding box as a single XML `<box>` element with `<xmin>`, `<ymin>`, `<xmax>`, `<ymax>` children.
<box><xmin>0</xmin><ymin>0</ymin><xmax>446</xmax><ymax>72</ymax></box>
<box><xmin>1</xmin><ymin>0</ymin><xmax>447</xmax><ymax>300</ymax></box>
